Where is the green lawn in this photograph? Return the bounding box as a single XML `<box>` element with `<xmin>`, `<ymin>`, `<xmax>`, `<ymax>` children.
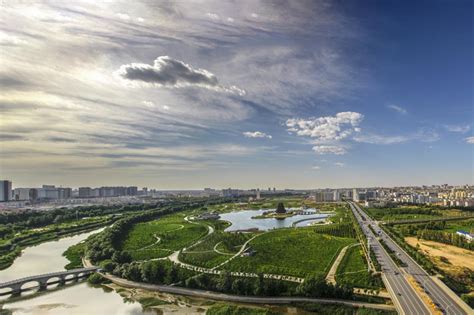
<box><xmin>121</xmin><ymin>213</ymin><xmax>209</xmax><ymax>261</ymax></box>
<box><xmin>179</xmin><ymin>231</ymin><xmax>254</xmax><ymax>268</ymax></box>
<box><xmin>364</xmin><ymin>206</ymin><xmax>468</xmax><ymax>222</ymax></box>
<box><xmin>335</xmin><ymin>245</ymin><xmax>383</xmax><ymax>290</ymax></box>
<box><xmin>442</xmin><ymin>219</ymin><xmax>474</xmax><ymax>233</ymax></box>
<box><xmin>223</xmin><ymin>228</ymin><xmax>356</xmax><ymax>278</ymax></box>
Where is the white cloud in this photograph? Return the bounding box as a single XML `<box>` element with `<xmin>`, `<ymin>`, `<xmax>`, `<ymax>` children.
<box><xmin>251</xmin><ymin>13</ymin><xmax>259</xmax><ymax>18</ymax></box>
<box><xmin>387</xmin><ymin>104</ymin><xmax>407</xmax><ymax>115</ymax></box>
<box><xmin>444</xmin><ymin>124</ymin><xmax>470</xmax><ymax>133</ymax></box>
<box><xmin>465</xmin><ymin>136</ymin><xmax>474</xmax><ymax>144</ymax></box>
<box><xmin>286</xmin><ymin>112</ymin><xmax>363</xmax><ymax>143</ymax></box>
<box><xmin>312</xmin><ymin>145</ymin><xmax>347</xmax><ymax>155</ymax></box>
<box><xmin>206</xmin><ymin>12</ymin><xmax>220</xmax><ymax>20</ymax></box>
<box><xmin>227</xmin><ymin>17</ymin><xmax>234</xmax><ymax>22</ymax></box>
<box><xmin>142</xmin><ymin>100</ymin><xmax>155</xmax><ymax>108</ymax></box>
<box><xmin>334</xmin><ymin>162</ymin><xmax>345</xmax><ymax>167</ymax></box>
<box><xmin>0</xmin><ymin>32</ymin><xmax>27</xmax><ymax>45</ymax></box>
<box><xmin>312</xmin><ymin>165</ymin><xmax>321</xmax><ymax>170</ymax></box>
<box><xmin>116</xmin><ymin>13</ymin><xmax>130</xmax><ymax>20</ymax></box>
<box><xmin>243</xmin><ymin>131</ymin><xmax>272</xmax><ymax>139</ymax></box>
<box><xmin>137</xmin><ymin>17</ymin><xmax>145</xmax><ymax>23</ymax></box>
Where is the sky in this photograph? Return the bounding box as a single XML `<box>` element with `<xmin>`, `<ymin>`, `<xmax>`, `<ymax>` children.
<box><xmin>0</xmin><ymin>0</ymin><xmax>473</xmax><ymax>189</ymax></box>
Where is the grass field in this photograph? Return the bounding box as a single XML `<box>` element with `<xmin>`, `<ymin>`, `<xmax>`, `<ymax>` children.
<box><xmin>364</xmin><ymin>206</ymin><xmax>467</xmax><ymax>222</ymax></box>
<box><xmin>121</xmin><ymin>213</ymin><xmax>209</xmax><ymax>261</ymax></box>
<box><xmin>335</xmin><ymin>245</ymin><xmax>383</xmax><ymax>290</ymax></box>
<box><xmin>441</xmin><ymin>219</ymin><xmax>474</xmax><ymax>233</ymax></box>
<box><xmin>179</xmin><ymin>231</ymin><xmax>254</xmax><ymax>268</ymax></box>
<box><xmin>223</xmin><ymin>227</ymin><xmax>356</xmax><ymax>277</ymax></box>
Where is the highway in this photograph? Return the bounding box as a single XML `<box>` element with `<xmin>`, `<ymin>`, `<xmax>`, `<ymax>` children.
<box><xmin>349</xmin><ymin>202</ymin><xmax>470</xmax><ymax>315</ymax></box>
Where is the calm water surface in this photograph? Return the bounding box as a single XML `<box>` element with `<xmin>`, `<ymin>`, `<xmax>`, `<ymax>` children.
<box><xmin>220</xmin><ymin>209</ymin><xmax>331</xmax><ymax>231</ymax></box>
<box><xmin>0</xmin><ymin>227</ymin><xmax>156</xmax><ymax>314</ymax></box>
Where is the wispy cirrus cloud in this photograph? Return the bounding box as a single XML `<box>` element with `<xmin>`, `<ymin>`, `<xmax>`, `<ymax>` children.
<box><xmin>243</xmin><ymin>131</ymin><xmax>272</xmax><ymax>139</ymax></box>
<box><xmin>387</xmin><ymin>104</ymin><xmax>407</xmax><ymax>115</ymax></box>
<box><xmin>443</xmin><ymin>124</ymin><xmax>470</xmax><ymax>133</ymax></box>
<box><xmin>354</xmin><ymin>129</ymin><xmax>439</xmax><ymax>144</ymax></box>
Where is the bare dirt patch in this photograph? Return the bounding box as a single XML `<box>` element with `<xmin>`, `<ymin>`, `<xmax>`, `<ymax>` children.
<box><xmin>405</xmin><ymin>237</ymin><xmax>474</xmax><ymax>274</ymax></box>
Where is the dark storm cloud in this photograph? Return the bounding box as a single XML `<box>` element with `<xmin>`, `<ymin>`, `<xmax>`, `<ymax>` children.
<box><xmin>47</xmin><ymin>137</ymin><xmax>78</xmax><ymax>143</ymax></box>
<box><xmin>0</xmin><ymin>134</ymin><xmax>26</xmax><ymax>141</ymax></box>
<box><xmin>116</xmin><ymin>56</ymin><xmax>245</xmax><ymax>94</ymax></box>
<box><xmin>117</xmin><ymin>56</ymin><xmax>218</xmax><ymax>87</ymax></box>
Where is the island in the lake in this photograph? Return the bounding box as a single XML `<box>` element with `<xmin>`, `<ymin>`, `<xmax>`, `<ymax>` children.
<box><xmin>251</xmin><ymin>202</ymin><xmax>320</xmax><ymax>219</ymax></box>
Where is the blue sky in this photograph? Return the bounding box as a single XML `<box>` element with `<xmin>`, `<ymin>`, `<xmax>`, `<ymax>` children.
<box><xmin>0</xmin><ymin>0</ymin><xmax>472</xmax><ymax>189</ymax></box>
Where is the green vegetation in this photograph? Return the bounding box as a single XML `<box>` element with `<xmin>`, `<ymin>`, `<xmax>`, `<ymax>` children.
<box><xmin>63</xmin><ymin>241</ymin><xmax>87</xmax><ymax>269</ymax></box>
<box><xmin>293</xmin><ymin>302</ymin><xmax>396</xmax><ymax>315</ymax></box>
<box><xmin>136</xmin><ymin>297</ymin><xmax>170</xmax><ymax>308</ymax></box>
<box><xmin>336</xmin><ymin>245</ymin><xmax>383</xmax><ymax>290</ymax></box>
<box><xmin>314</xmin><ymin>223</ymin><xmax>356</xmax><ymax>238</ymax></box>
<box><xmin>393</xmin><ymin>219</ymin><xmax>474</xmax><ymax>250</ymax></box>
<box><xmin>180</xmin><ymin>231</ymin><xmax>254</xmax><ymax>268</ymax></box>
<box><xmin>206</xmin><ymin>304</ymin><xmax>280</xmax><ymax>315</ymax></box>
<box><xmin>365</xmin><ymin>205</ymin><xmax>467</xmax><ymax>222</ymax></box>
<box><xmin>87</xmin><ymin>273</ymin><xmax>107</xmax><ymax>284</ymax></box>
<box><xmin>121</xmin><ymin>213</ymin><xmax>209</xmax><ymax>261</ymax></box>
<box><xmin>224</xmin><ymin>228</ymin><xmax>356</xmax><ymax>277</ymax></box>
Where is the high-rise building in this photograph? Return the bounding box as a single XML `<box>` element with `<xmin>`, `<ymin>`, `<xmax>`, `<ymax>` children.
<box><xmin>13</xmin><ymin>188</ymin><xmax>38</xmax><ymax>201</ymax></box>
<box><xmin>79</xmin><ymin>187</ymin><xmax>92</xmax><ymax>198</ymax></box>
<box><xmin>0</xmin><ymin>180</ymin><xmax>12</xmax><ymax>202</ymax></box>
<box><xmin>352</xmin><ymin>188</ymin><xmax>359</xmax><ymax>202</ymax></box>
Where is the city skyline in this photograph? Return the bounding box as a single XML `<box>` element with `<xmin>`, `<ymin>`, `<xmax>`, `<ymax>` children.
<box><xmin>1</xmin><ymin>1</ymin><xmax>473</xmax><ymax>189</ymax></box>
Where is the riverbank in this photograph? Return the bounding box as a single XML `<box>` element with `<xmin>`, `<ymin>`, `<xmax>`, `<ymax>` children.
<box><xmin>96</xmin><ymin>270</ymin><xmax>396</xmax><ymax>312</ymax></box>
<box><xmin>0</xmin><ymin>219</ymin><xmax>112</xmax><ymax>271</ymax></box>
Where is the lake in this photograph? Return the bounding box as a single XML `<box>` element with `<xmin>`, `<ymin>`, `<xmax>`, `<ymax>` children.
<box><xmin>220</xmin><ymin>209</ymin><xmax>331</xmax><ymax>231</ymax></box>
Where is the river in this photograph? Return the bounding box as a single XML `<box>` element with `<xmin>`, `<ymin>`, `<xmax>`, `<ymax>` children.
<box><xmin>0</xmin><ymin>228</ymin><xmax>158</xmax><ymax>314</ymax></box>
<box><xmin>0</xmin><ymin>224</ymin><xmax>316</xmax><ymax>314</ymax></box>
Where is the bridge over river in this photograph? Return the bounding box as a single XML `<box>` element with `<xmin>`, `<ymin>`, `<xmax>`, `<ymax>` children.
<box><xmin>0</xmin><ymin>267</ymin><xmax>99</xmax><ymax>296</ymax></box>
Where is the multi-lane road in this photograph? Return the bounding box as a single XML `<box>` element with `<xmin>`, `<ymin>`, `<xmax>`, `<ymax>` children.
<box><xmin>349</xmin><ymin>202</ymin><xmax>470</xmax><ymax>315</ymax></box>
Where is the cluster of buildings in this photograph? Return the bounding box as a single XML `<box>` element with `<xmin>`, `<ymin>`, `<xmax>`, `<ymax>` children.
<box><xmin>308</xmin><ymin>185</ymin><xmax>474</xmax><ymax>208</ymax></box>
<box><xmin>388</xmin><ymin>185</ymin><xmax>474</xmax><ymax>207</ymax></box>
<box><xmin>310</xmin><ymin>188</ymin><xmax>378</xmax><ymax>203</ymax></box>
<box><xmin>2</xmin><ymin>179</ymin><xmax>473</xmax><ymax>210</ymax></box>
<box><xmin>0</xmin><ymin>180</ymin><xmax>144</xmax><ymax>204</ymax></box>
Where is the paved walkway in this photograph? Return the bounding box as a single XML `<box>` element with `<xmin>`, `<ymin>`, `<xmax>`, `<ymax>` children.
<box><xmin>98</xmin><ymin>271</ymin><xmax>396</xmax><ymax>312</ymax></box>
<box><xmin>326</xmin><ymin>243</ymin><xmax>360</xmax><ymax>285</ymax></box>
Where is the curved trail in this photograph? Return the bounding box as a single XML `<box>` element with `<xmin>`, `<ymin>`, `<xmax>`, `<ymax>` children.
<box><xmin>213</xmin><ymin>242</ymin><xmax>234</xmax><ymax>256</ymax></box>
<box><xmin>211</xmin><ymin>234</ymin><xmax>260</xmax><ymax>270</ymax></box>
